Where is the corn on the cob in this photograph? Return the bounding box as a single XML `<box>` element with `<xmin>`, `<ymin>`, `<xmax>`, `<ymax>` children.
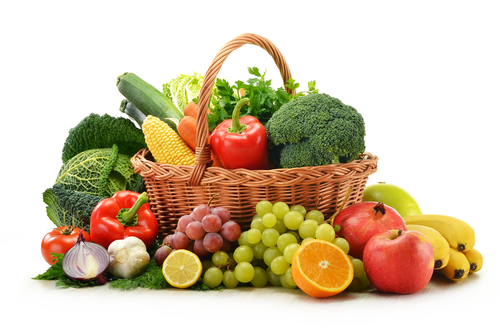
<box><xmin>142</xmin><ymin>115</ymin><xmax>196</xmax><ymax>165</ymax></box>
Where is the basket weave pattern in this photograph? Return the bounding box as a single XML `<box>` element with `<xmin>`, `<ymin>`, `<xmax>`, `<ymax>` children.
<box><xmin>131</xmin><ymin>33</ymin><xmax>378</xmax><ymax>239</ymax></box>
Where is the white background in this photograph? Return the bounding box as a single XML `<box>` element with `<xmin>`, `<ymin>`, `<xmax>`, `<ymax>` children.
<box><xmin>2</xmin><ymin>0</ymin><xmax>498</xmax><ymax>332</ymax></box>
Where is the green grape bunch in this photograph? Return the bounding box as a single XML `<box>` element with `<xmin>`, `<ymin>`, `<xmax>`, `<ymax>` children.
<box><xmin>201</xmin><ymin>200</ymin><xmax>371</xmax><ymax>292</ymax></box>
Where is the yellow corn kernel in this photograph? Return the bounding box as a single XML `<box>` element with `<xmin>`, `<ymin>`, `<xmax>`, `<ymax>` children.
<box><xmin>142</xmin><ymin>115</ymin><xmax>196</xmax><ymax>165</ymax></box>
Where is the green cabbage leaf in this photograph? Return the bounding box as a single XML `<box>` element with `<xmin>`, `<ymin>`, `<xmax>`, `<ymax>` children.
<box><xmin>55</xmin><ymin>146</ymin><xmax>138</xmax><ymax>197</ymax></box>
<box><xmin>163</xmin><ymin>72</ymin><xmax>220</xmax><ymax>113</ymax></box>
<box><xmin>163</xmin><ymin>72</ymin><xmax>204</xmax><ymax>113</ymax></box>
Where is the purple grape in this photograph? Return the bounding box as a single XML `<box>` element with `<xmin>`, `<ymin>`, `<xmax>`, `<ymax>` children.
<box><xmin>170</xmin><ymin>231</ymin><xmax>190</xmax><ymax>250</ymax></box>
<box><xmin>203</xmin><ymin>233</ymin><xmax>223</xmax><ymax>253</ymax></box>
<box><xmin>154</xmin><ymin>245</ymin><xmax>172</xmax><ymax>266</ymax></box>
<box><xmin>192</xmin><ymin>204</ymin><xmax>211</xmax><ymax>222</ymax></box>
<box><xmin>202</xmin><ymin>214</ymin><xmax>222</xmax><ymax>233</ymax></box>
<box><xmin>187</xmin><ymin>239</ymin><xmax>195</xmax><ymax>252</ymax></box>
<box><xmin>177</xmin><ymin>215</ymin><xmax>195</xmax><ymax>233</ymax></box>
<box><xmin>193</xmin><ymin>239</ymin><xmax>210</xmax><ymax>257</ymax></box>
<box><xmin>211</xmin><ymin>207</ymin><xmax>231</xmax><ymax>224</ymax></box>
<box><xmin>186</xmin><ymin>221</ymin><xmax>205</xmax><ymax>240</ymax></box>
<box><xmin>221</xmin><ymin>238</ymin><xmax>232</xmax><ymax>253</ymax></box>
<box><xmin>220</xmin><ymin>220</ymin><xmax>241</xmax><ymax>242</ymax></box>
<box><xmin>162</xmin><ymin>234</ymin><xmax>173</xmax><ymax>247</ymax></box>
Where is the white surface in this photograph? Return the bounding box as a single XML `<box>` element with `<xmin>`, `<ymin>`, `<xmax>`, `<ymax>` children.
<box><xmin>2</xmin><ymin>1</ymin><xmax>498</xmax><ymax>332</ymax></box>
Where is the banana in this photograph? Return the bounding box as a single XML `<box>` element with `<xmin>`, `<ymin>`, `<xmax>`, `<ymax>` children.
<box><xmin>403</xmin><ymin>214</ymin><xmax>475</xmax><ymax>252</ymax></box>
<box><xmin>463</xmin><ymin>248</ymin><xmax>483</xmax><ymax>273</ymax></box>
<box><xmin>406</xmin><ymin>224</ymin><xmax>450</xmax><ymax>270</ymax></box>
<box><xmin>436</xmin><ymin>248</ymin><xmax>470</xmax><ymax>281</ymax></box>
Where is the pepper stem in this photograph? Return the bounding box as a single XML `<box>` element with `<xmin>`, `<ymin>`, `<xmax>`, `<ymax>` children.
<box><xmin>118</xmin><ymin>192</ymin><xmax>149</xmax><ymax>226</ymax></box>
<box><xmin>227</xmin><ymin>98</ymin><xmax>250</xmax><ymax>134</ymax></box>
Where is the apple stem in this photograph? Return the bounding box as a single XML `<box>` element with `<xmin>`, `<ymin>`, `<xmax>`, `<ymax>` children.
<box><xmin>397</xmin><ymin>229</ymin><xmax>403</xmax><ymax>237</ymax></box>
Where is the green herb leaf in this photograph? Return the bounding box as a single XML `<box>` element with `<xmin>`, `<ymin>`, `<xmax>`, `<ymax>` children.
<box><xmin>32</xmin><ymin>253</ymin><xmax>65</xmax><ymax>280</ymax></box>
<box><xmin>248</xmin><ymin>66</ymin><xmax>262</xmax><ymax>77</ymax></box>
<box><xmin>207</xmin><ymin>67</ymin><xmax>318</xmax><ymax>131</ymax></box>
<box><xmin>108</xmin><ymin>259</ymin><xmax>170</xmax><ymax>290</ymax></box>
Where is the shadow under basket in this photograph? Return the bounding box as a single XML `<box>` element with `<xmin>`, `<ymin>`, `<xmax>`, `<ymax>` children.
<box><xmin>130</xmin><ymin>32</ymin><xmax>378</xmax><ymax>239</ymax></box>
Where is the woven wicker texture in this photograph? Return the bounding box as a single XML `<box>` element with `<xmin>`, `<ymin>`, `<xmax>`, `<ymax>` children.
<box><xmin>131</xmin><ymin>33</ymin><xmax>378</xmax><ymax>238</ymax></box>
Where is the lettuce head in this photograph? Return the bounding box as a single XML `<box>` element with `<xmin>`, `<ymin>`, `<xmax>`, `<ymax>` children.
<box><xmin>163</xmin><ymin>72</ymin><xmax>219</xmax><ymax>113</ymax></box>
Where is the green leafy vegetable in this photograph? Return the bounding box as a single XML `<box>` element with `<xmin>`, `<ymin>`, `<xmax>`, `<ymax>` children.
<box><xmin>55</xmin><ymin>146</ymin><xmax>138</xmax><ymax>198</ymax></box>
<box><xmin>44</xmin><ymin>113</ymin><xmax>147</xmax><ymax>228</ymax></box>
<box><xmin>61</xmin><ymin>113</ymin><xmax>146</xmax><ymax>163</ymax></box>
<box><xmin>108</xmin><ymin>258</ymin><xmax>170</xmax><ymax>290</ymax></box>
<box><xmin>207</xmin><ymin>67</ymin><xmax>318</xmax><ymax>131</ymax></box>
<box><xmin>43</xmin><ymin>184</ymin><xmax>105</xmax><ymax>228</ymax></box>
<box><xmin>163</xmin><ymin>72</ymin><xmax>219</xmax><ymax>114</ymax></box>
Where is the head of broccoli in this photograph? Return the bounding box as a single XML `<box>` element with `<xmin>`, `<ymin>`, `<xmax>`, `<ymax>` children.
<box><xmin>265</xmin><ymin>93</ymin><xmax>365</xmax><ymax>168</ymax></box>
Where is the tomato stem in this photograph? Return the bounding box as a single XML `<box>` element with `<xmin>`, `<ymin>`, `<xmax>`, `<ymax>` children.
<box><xmin>61</xmin><ymin>226</ymin><xmax>77</xmax><ymax>235</ymax></box>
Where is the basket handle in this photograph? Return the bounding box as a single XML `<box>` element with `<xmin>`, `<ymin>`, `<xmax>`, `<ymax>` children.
<box><xmin>188</xmin><ymin>33</ymin><xmax>295</xmax><ymax>186</ymax></box>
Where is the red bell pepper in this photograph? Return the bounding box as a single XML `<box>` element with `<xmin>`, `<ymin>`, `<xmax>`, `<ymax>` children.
<box><xmin>210</xmin><ymin>97</ymin><xmax>269</xmax><ymax>170</ymax></box>
<box><xmin>90</xmin><ymin>191</ymin><xmax>158</xmax><ymax>249</ymax></box>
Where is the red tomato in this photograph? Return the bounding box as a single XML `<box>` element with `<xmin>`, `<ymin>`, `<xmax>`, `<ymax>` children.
<box><xmin>41</xmin><ymin>226</ymin><xmax>91</xmax><ymax>265</ymax></box>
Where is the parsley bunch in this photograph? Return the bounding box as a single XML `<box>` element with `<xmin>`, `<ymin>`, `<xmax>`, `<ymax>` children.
<box><xmin>206</xmin><ymin>67</ymin><xmax>318</xmax><ymax>131</ymax></box>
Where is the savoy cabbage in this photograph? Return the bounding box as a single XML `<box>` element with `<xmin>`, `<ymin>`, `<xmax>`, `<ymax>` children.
<box><xmin>43</xmin><ymin>113</ymin><xmax>147</xmax><ymax>228</ymax></box>
<box><xmin>61</xmin><ymin>113</ymin><xmax>147</xmax><ymax>163</ymax></box>
<box><xmin>55</xmin><ymin>145</ymin><xmax>138</xmax><ymax>197</ymax></box>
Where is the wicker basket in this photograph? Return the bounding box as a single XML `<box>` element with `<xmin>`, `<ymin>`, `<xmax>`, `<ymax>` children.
<box><xmin>131</xmin><ymin>33</ymin><xmax>378</xmax><ymax>239</ymax></box>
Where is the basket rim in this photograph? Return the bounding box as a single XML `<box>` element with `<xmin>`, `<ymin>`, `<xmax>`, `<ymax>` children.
<box><xmin>131</xmin><ymin>148</ymin><xmax>378</xmax><ymax>186</ymax></box>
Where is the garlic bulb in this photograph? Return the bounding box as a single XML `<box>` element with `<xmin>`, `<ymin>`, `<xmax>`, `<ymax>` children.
<box><xmin>107</xmin><ymin>236</ymin><xmax>150</xmax><ymax>279</ymax></box>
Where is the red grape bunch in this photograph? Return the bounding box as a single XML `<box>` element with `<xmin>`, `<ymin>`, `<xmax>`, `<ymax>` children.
<box><xmin>169</xmin><ymin>203</ymin><xmax>242</xmax><ymax>258</ymax></box>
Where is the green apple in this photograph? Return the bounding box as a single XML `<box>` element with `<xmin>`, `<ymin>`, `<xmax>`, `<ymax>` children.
<box><xmin>362</xmin><ymin>182</ymin><xmax>422</xmax><ymax>217</ymax></box>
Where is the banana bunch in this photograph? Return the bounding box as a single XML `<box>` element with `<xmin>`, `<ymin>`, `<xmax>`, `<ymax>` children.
<box><xmin>404</xmin><ymin>214</ymin><xmax>483</xmax><ymax>281</ymax></box>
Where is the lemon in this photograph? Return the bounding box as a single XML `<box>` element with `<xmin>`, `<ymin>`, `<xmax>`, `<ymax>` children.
<box><xmin>362</xmin><ymin>182</ymin><xmax>422</xmax><ymax>217</ymax></box>
<box><xmin>162</xmin><ymin>249</ymin><xmax>202</xmax><ymax>288</ymax></box>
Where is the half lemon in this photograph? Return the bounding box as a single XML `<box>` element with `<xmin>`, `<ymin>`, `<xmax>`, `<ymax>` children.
<box><xmin>162</xmin><ymin>249</ymin><xmax>202</xmax><ymax>288</ymax></box>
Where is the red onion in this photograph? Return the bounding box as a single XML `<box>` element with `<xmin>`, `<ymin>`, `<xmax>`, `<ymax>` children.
<box><xmin>62</xmin><ymin>229</ymin><xmax>110</xmax><ymax>285</ymax></box>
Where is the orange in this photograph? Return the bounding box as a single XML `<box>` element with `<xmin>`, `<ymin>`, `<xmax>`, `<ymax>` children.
<box><xmin>292</xmin><ymin>239</ymin><xmax>354</xmax><ymax>298</ymax></box>
<box><xmin>162</xmin><ymin>249</ymin><xmax>202</xmax><ymax>288</ymax></box>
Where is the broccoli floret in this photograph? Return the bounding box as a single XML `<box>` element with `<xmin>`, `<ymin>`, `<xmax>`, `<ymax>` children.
<box><xmin>61</xmin><ymin>113</ymin><xmax>147</xmax><ymax>163</ymax></box>
<box><xmin>266</xmin><ymin>93</ymin><xmax>365</xmax><ymax>168</ymax></box>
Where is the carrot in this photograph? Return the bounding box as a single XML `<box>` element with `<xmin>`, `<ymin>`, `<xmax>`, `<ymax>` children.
<box><xmin>177</xmin><ymin>116</ymin><xmax>197</xmax><ymax>151</ymax></box>
<box><xmin>180</xmin><ymin>103</ymin><xmax>219</xmax><ymax>167</ymax></box>
<box><xmin>184</xmin><ymin>101</ymin><xmax>214</xmax><ymax>119</ymax></box>
<box><xmin>184</xmin><ymin>101</ymin><xmax>198</xmax><ymax>118</ymax></box>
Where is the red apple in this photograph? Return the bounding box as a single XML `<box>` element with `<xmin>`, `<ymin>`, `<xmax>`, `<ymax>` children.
<box><xmin>363</xmin><ymin>229</ymin><xmax>434</xmax><ymax>294</ymax></box>
<box><xmin>333</xmin><ymin>202</ymin><xmax>406</xmax><ymax>260</ymax></box>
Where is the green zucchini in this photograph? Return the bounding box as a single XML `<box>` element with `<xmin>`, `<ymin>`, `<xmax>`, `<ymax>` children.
<box><xmin>120</xmin><ymin>99</ymin><xmax>180</xmax><ymax>134</ymax></box>
<box><xmin>116</xmin><ymin>72</ymin><xmax>184</xmax><ymax>126</ymax></box>
<box><xmin>120</xmin><ymin>99</ymin><xmax>147</xmax><ymax>127</ymax></box>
